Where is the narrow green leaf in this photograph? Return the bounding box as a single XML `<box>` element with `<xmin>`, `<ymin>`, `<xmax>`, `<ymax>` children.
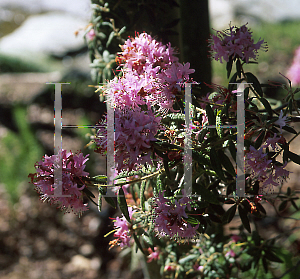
<box><xmin>226</xmin><ymin>56</ymin><xmax>233</xmax><ymax>79</ymax></box>
<box><xmin>291</xmin><ymin>199</ymin><xmax>299</xmax><ymax>210</ymax></box>
<box><xmin>106</xmin><ymin>31</ymin><xmax>115</xmax><ymax>48</ymax></box>
<box><xmin>163</xmin><ymin>159</ymin><xmax>171</xmax><ymax>180</ymax></box>
<box><xmin>210</xmin><ymin>147</ymin><xmax>226</xmax><ymax>181</ymax></box>
<box><xmin>264</xmin><ymin>250</ymin><xmax>283</xmax><ymax>263</ymax></box>
<box><xmin>216</xmin><ymin>109</ymin><xmax>223</xmax><ymax>138</ymax></box>
<box><xmin>279</xmin><ymin>200</ymin><xmax>288</xmax><ymax>212</ymax></box>
<box><xmin>98</xmin><ymin>191</ymin><xmax>102</xmax><ymax>212</ymax></box>
<box><xmin>194</xmin><ymin>183</ymin><xmax>219</xmax><ymax>204</ymax></box>
<box><xmin>83</xmin><ymin>187</ymin><xmax>96</xmax><ymax>198</ymax></box>
<box><xmin>133</xmin><ymin>234</ymin><xmax>145</xmax><ymax>254</ymax></box>
<box><xmin>262</xmin><ymin>257</ymin><xmax>268</xmax><ymax>273</ymax></box>
<box><xmin>245</xmin><ymin>72</ymin><xmax>263</xmax><ymax>97</ymax></box>
<box><xmin>118</xmin><ymin>187</ymin><xmax>130</xmax><ymax>222</ymax></box>
<box><xmin>288</xmin><ymin>99</ymin><xmax>293</xmax><ymax>114</ymax></box>
<box><xmin>142</xmin><ymin>235</ymin><xmax>154</xmax><ymax>251</ymax></box>
<box><xmin>218</xmin><ymin>149</ymin><xmax>236</xmax><ymax>177</ymax></box>
<box><xmin>223</xmin><ymin>204</ymin><xmax>237</xmax><ymax>223</ymax></box>
<box><xmin>288</xmin><ymin>151</ymin><xmax>300</xmax><ymax>165</ymax></box>
<box><xmin>238</xmin><ymin>205</ymin><xmax>251</xmax><ymax>233</ymax></box>
<box><xmin>228</xmin><ymin>140</ymin><xmax>236</xmax><ymax>161</ymax></box>
<box><xmin>236</xmin><ymin>59</ymin><xmax>242</xmax><ymax>78</ymax></box>
<box><xmin>205</xmin><ymin>104</ymin><xmax>215</xmax><ymax>126</ymax></box>
<box><xmin>282</xmin><ymin>125</ymin><xmax>297</xmax><ymax>134</ymax></box>
<box><xmin>104</xmin><ymin>196</ymin><xmax>117</xmax><ymax>209</ymax></box>
<box><xmin>228</xmin><ymin>72</ymin><xmax>238</xmax><ymax>92</ymax></box>
<box><xmin>254</xmin><ymin>131</ymin><xmax>265</xmax><ymax>149</ymax></box>
<box><xmin>259</xmin><ymin>98</ymin><xmax>272</xmax><ymax>116</ymax></box>
<box><xmin>140</xmin><ymin>180</ymin><xmax>146</xmax><ymax>211</ymax></box>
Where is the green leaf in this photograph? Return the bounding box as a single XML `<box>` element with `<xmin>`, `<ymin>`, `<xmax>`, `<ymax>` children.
<box><xmin>254</xmin><ymin>131</ymin><xmax>265</xmax><ymax>149</ymax></box>
<box><xmin>226</xmin><ymin>56</ymin><xmax>233</xmax><ymax>79</ymax></box>
<box><xmin>118</xmin><ymin>187</ymin><xmax>130</xmax><ymax>222</ymax></box>
<box><xmin>279</xmin><ymin>200</ymin><xmax>288</xmax><ymax>212</ymax></box>
<box><xmin>282</xmin><ymin>144</ymin><xmax>289</xmax><ymax>162</ymax></box>
<box><xmin>142</xmin><ymin>235</ymin><xmax>154</xmax><ymax>251</ymax></box>
<box><xmin>282</xmin><ymin>125</ymin><xmax>297</xmax><ymax>134</ymax></box>
<box><xmin>245</xmin><ymin>72</ymin><xmax>263</xmax><ymax>97</ymax></box>
<box><xmin>264</xmin><ymin>250</ymin><xmax>283</xmax><ymax>263</ymax></box>
<box><xmin>98</xmin><ymin>190</ymin><xmax>102</xmax><ymax>212</ymax></box>
<box><xmin>210</xmin><ymin>147</ymin><xmax>226</xmax><ymax>181</ymax></box>
<box><xmin>288</xmin><ymin>151</ymin><xmax>300</xmax><ymax>165</ymax></box>
<box><xmin>140</xmin><ymin>180</ymin><xmax>146</xmax><ymax>211</ymax></box>
<box><xmin>104</xmin><ymin>195</ymin><xmax>117</xmax><ymax>209</ymax></box>
<box><xmin>259</xmin><ymin>97</ymin><xmax>272</xmax><ymax>116</ymax></box>
<box><xmin>228</xmin><ymin>140</ymin><xmax>236</xmax><ymax>162</ymax></box>
<box><xmin>194</xmin><ymin>183</ymin><xmax>219</xmax><ymax>204</ymax></box>
<box><xmin>217</xmin><ymin>149</ymin><xmax>236</xmax><ymax>177</ymax></box>
<box><xmin>163</xmin><ymin>159</ymin><xmax>171</xmax><ymax>180</ymax></box>
<box><xmin>223</xmin><ymin>204</ymin><xmax>237</xmax><ymax>223</ymax></box>
<box><xmin>178</xmin><ymin>254</ymin><xmax>198</xmax><ymax>264</ymax></box>
<box><xmin>82</xmin><ymin>187</ymin><xmax>96</xmax><ymax>198</ymax></box>
<box><xmin>205</xmin><ymin>104</ymin><xmax>215</xmax><ymax>126</ymax></box>
<box><xmin>236</xmin><ymin>59</ymin><xmax>242</xmax><ymax>78</ymax></box>
<box><xmin>133</xmin><ymin>234</ymin><xmax>145</xmax><ymax>255</ymax></box>
<box><xmin>106</xmin><ymin>31</ymin><xmax>115</xmax><ymax>48</ymax></box>
<box><xmin>216</xmin><ymin>109</ymin><xmax>224</xmax><ymax>138</ymax></box>
<box><xmin>262</xmin><ymin>257</ymin><xmax>268</xmax><ymax>273</ymax></box>
<box><xmin>228</xmin><ymin>72</ymin><xmax>238</xmax><ymax>92</ymax></box>
<box><xmin>238</xmin><ymin>205</ymin><xmax>251</xmax><ymax>233</ymax></box>
<box><xmin>288</xmin><ymin>99</ymin><xmax>293</xmax><ymax>114</ymax></box>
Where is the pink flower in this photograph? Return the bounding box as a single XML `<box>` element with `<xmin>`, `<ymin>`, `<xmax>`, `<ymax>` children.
<box><xmin>287</xmin><ymin>46</ymin><xmax>300</xmax><ymax>85</ymax></box>
<box><xmin>86</xmin><ymin>28</ymin><xmax>95</xmax><ymax>41</ymax></box>
<box><xmin>208</xmin><ymin>24</ymin><xmax>267</xmax><ymax>64</ymax></box>
<box><xmin>274</xmin><ymin>110</ymin><xmax>287</xmax><ymax>134</ymax></box>
<box><xmin>152</xmin><ymin>191</ymin><xmax>199</xmax><ymax>239</ymax></box>
<box><xmin>147</xmin><ymin>247</ymin><xmax>160</xmax><ymax>262</ymax></box>
<box><xmin>231</xmin><ymin>235</ymin><xmax>241</xmax><ymax>243</ymax></box>
<box><xmin>113</xmin><ymin>207</ymin><xmax>135</xmax><ymax>248</ymax></box>
<box><xmin>225</xmin><ymin>249</ymin><xmax>236</xmax><ymax>258</ymax></box>
<box><xmin>29</xmin><ymin>149</ymin><xmax>89</xmax><ymax>216</ymax></box>
<box><xmin>95</xmin><ymin>108</ymin><xmax>162</xmax><ymax>172</ymax></box>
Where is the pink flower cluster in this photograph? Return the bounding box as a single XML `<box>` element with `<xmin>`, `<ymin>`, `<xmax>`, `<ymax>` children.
<box><xmin>287</xmin><ymin>46</ymin><xmax>300</xmax><ymax>85</ymax></box>
<box><xmin>95</xmin><ymin>109</ymin><xmax>162</xmax><ymax>172</ymax></box>
<box><xmin>107</xmin><ymin>32</ymin><xmax>194</xmax><ymax>114</ymax></box>
<box><xmin>113</xmin><ymin>207</ymin><xmax>135</xmax><ymax>248</ymax></box>
<box><xmin>152</xmin><ymin>191</ymin><xmax>199</xmax><ymax>239</ymax></box>
<box><xmin>245</xmin><ymin>134</ymin><xmax>290</xmax><ymax>194</ymax></box>
<box><xmin>97</xmin><ymin>33</ymin><xmax>194</xmax><ymax>171</ymax></box>
<box><xmin>29</xmin><ymin>149</ymin><xmax>89</xmax><ymax>216</ymax></box>
<box><xmin>208</xmin><ymin>24</ymin><xmax>267</xmax><ymax>64</ymax></box>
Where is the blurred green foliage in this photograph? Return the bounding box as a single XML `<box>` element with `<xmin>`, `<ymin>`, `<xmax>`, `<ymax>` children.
<box><xmin>0</xmin><ymin>53</ymin><xmax>46</xmax><ymax>73</ymax></box>
<box><xmin>0</xmin><ymin>106</ymin><xmax>43</xmax><ymax>204</ymax></box>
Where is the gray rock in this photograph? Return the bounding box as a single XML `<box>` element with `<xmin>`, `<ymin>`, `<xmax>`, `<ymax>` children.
<box><xmin>210</xmin><ymin>0</ymin><xmax>300</xmax><ymax>29</ymax></box>
<box><xmin>0</xmin><ymin>12</ymin><xmax>88</xmax><ymax>57</ymax></box>
<box><xmin>0</xmin><ymin>0</ymin><xmax>91</xmax><ymax>20</ymax></box>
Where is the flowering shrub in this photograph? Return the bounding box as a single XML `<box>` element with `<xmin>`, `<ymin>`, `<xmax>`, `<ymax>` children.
<box><xmin>29</xmin><ymin>19</ymin><xmax>300</xmax><ymax>278</ymax></box>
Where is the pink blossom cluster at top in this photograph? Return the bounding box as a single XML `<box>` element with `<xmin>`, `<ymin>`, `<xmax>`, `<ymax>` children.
<box><xmin>208</xmin><ymin>24</ymin><xmax>267</xmax><ymax>64</ymax></box>
<box><xmin>29</xmin><ymin>149</ymin><xmax>90</xmax><ymax>216</ymax></box>
<box><xmin>245</xmin><ymin>134</ymin><xmax>290</xmax><ymax>194</ymax></box>
<box><xmin>113</xmin><ymin>206</ymin><xmax>135</xmax><ymax>248</ymax></box>
<box><xmin>107</xmin><ymin>32</ymin><xmax>195</xmax><ymax>114</ymax></box>
<box><xmin>152</xmin><ymin>191</ymin><xmax>199</xmax><ymax>239</ymax></box>
<box><xmin>96</xmin><ymin>33</ymin><xmax>195</xmax><ymax>172</ymax></box>
<box><xmin>287</xmin><ymin>46</ymin><xmax>300</xmax><ymax>85</ymax></box>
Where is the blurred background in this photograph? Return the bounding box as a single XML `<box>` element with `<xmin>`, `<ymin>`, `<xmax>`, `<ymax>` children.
<box><xmin>0</xmin><ymin>0</ymin><xmax>300</xmax><ymax>278</ymax></box>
